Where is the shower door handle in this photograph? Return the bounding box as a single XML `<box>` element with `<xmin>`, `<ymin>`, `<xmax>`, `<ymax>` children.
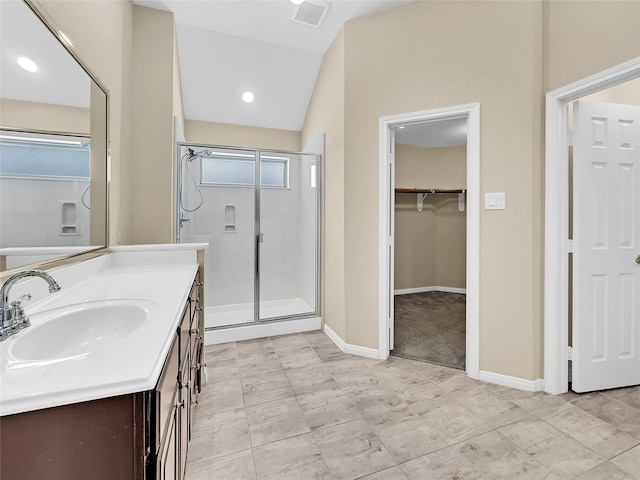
<box><xmin>255</xmin><ymin>234</ymin><xmax>264</xmax><ymax>279</ymax></box>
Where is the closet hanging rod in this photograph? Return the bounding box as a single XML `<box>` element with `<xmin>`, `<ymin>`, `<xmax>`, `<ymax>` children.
<box><xmin>395</xmin><ymin>188</ymin><xmax>466</xmax><ymax>194</ymax></box>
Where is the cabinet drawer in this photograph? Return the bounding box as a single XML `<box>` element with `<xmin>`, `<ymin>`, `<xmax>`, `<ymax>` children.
<box><xmin>156</xmin><ymin>335</ymin><xmax>178</xmax><ymax>452</ymax></box>
<box><xmin>157</xmin><ymin>401</ymin><xmax>178</xmax><ymax>480</ymax></box>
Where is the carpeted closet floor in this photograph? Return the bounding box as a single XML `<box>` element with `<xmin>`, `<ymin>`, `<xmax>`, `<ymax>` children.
<box><xmin>391</xmin><ymin>291</ymin><xmax>466</xmax><ymax>370</ymax></box>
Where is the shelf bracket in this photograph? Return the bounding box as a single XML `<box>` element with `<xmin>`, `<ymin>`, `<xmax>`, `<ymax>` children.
<box><xmin>417</xmin><ymin>192</ymin><xmax>428</xmax><ymax>212</ymax></box>
<box><xmin>458</xmin><ymin>190</ymin><xmax>466</xmax><ymax>212</ymax></box>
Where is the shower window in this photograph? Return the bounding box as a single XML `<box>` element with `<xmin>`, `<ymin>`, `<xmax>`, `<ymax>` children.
<box><xmin>260</xmin><ymin>158</ymin><xmax>289</xmax><ymax>188</ymax></box>
<box><xmin>0</xmin><ymin>132</ymin><xmax>90</xmax><ymax>180</ymax></box>
<box><xmin>201</xmin><ymin>154</ymin><xmax>289</xmax><ymax>188</ymax></box>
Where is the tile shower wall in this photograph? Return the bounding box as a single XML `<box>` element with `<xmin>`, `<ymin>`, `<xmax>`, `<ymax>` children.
<box><xmin>180</xmin><ymin>155</ymin><xmax>317</xmax><ymax>310</ymax></box>
<box><xmin>0</xmin><ymin>177</ymin><xmax>90</xmax><ymax>247</ymax></box>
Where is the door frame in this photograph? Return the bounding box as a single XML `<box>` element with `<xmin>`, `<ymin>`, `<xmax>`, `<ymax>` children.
<box><xmin>378</xmin><ymin>103</ymin><xmax>481</xmax><ymax>379</ymax></box>
<box><xmin>544</xmin><ymin>57</ymin><xmax>640</xmax><ymax>395</ymax></box>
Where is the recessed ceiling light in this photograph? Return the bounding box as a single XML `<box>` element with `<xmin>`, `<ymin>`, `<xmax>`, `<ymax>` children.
<box><xmin>17</xmin><ymin>56</ymin><xmax>38</xmax><ymax>73</ymax></box>
<box><xmin>398</xmin><ymin>126</ymin><xmax>405</xmax><ymax>129</ymax></box>
<box><xmin>242</xmin><ymin>91</ymin><xmax>255</xmax><ymax>103</ymax></box>
<box><xmin>290</xmin><ymin>0</ymin><xmax>304</xmax><ymax>5</ymax></box>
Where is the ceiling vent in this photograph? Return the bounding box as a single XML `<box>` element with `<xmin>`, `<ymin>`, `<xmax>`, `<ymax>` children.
<box><xmin>292</xmin><ymin>0</ymin><xmax>330</xmax><ymax>28</ymax></box>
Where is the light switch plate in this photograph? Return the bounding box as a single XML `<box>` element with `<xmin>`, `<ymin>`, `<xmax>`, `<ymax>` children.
<box><xmin>485</xmin><ymin>192</ymin><xmax>506</xmax><ymax>210</ymax></box>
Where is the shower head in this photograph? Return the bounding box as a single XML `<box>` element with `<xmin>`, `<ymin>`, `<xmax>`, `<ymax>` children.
<box><xmin>187</xmin><ymin>148</ymin><xmax>214</xmax><ymax>160</ymax></box>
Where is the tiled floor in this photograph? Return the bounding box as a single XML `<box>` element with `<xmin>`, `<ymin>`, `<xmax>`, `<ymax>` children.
<box><xmin>185</xmin><ymin>331</ymin><xmax>640</xmax><ymax>480</ymax></box>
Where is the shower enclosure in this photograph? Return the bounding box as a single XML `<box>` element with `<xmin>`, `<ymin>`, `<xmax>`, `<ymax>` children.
<box><xmin>176</xmin><ymin>143</ymin><xmax>321</xmax><ymax>333</ymax></box>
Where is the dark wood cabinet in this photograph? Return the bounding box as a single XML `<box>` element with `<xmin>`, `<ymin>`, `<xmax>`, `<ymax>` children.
<box><xmin>0</xmin><ymin>273</ymin><xmax>204</xmax><ymax>480</ymax></box>
<box><xmin>0</xmin><ymin>393</ymin><xmax>147</xmax><ymax>480</ymax></box>
<box><xmin>153</xmin><ymin>270</ymin><xmax>203</xmax><ymax>480</ymax></box>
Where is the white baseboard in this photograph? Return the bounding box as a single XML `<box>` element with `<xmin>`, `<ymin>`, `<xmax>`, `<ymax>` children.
<box><xmin>204</xmin><ymin>317</ymin><xmax>321</xmax><ymax>345</ymax></box>
<box><xmin>395</xmin><ymin>286</ymin><xmax>466</xmax><ymax>295</ymax></box>
<box><xmin>479</xmin><ymin>370</ymin><xmax>545</xmax><ymax>392</ymax></box>
<box><xmin>324</xmin><ymin>324</ymin><xmax>380</xmax><ymax>359</ymax></box>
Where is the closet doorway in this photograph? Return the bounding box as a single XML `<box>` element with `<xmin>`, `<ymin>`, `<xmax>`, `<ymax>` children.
<box><xmin>379</xmin><ymin>104</ymin><xmax>480</xmax><ymax>377</ymax></box>
<box><xmin>392</xmin><ymin>120</ymin><xmax>467</xmax><ymax>369</ymax></box>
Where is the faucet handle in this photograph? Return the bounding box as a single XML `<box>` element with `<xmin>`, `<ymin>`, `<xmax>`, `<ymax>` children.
<box><xmin>11</xmin><ymin>294</ymin><xmax>32</xmax><ymax>306</ymax></box>
<box><xmin>11</xmin><ymin>293</ymin><xmax>32</xmax><ymax>328</ymax></box>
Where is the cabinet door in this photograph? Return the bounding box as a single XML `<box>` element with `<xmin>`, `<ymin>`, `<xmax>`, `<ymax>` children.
<box><xmin>178</xmin><ymin>354</ymin><xmax>190</xmax><ymax>480</ymax></box>
<box><xmin>157</xmin><ymin>401</ymin><xmax>177</xmax><ymax>480</ymax></box>
<box><xmin>189</xmin><ymin>340</ymin><xmax>203</xmax><ymax>439</ymax></box>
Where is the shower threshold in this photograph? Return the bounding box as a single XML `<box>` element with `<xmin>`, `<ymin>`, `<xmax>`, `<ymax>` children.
<box><xmin>206</xmin><ymin>297</ymin><xmax>314</xmax><ymax>328</ymax></box>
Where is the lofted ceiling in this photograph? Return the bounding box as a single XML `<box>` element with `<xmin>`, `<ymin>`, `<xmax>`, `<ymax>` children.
<box><xmin>3</xmin><ymin>0</ymin><xmax>467</xmax><ymax>145</ymax></box>
<box><xmin>133</xmin><ymin>0</ymin><xmax>411</xmax><ymax>131</ymax></box>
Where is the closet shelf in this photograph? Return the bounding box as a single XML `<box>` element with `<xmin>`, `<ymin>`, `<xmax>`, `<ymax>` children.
<box><xmin>395</xmin><ymin>188</ymin><xmax>465</xmax><ymax>194</ymax></box>
<box><xmin>395</xmin><ymin>188</ymin><xmax>466</xmax><ymax>213</ymax></box>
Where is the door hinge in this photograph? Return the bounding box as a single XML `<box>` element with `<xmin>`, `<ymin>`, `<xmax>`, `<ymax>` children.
<box><xmin>568</xmin><ymin>239</ymin><xmax>573</xmax><ymax>254</ymax></box>
<box><xmin>567</xmin><ymin>346</ymin><xmax>573</xmax><ymax>361</ymax></box>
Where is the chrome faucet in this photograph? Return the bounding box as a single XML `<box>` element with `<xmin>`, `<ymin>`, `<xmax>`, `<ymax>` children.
<box><xmin>0</xmin><ymin>270</ymin><xmax>61</xmax><ymax>341</ymax></box>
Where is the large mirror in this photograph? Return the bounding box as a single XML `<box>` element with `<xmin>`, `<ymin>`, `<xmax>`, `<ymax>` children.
<box><xmin>0</xmin><ymin>0</ymin><xmax>108</xmax><ymax>272</ymax></box>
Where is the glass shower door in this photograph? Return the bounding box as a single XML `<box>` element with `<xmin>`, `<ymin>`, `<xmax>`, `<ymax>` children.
<box><xmin>177</xmin><ymin>144</ymin><xmax>321</xmax><ymax>329</ymax></box>
<box><xmin>259</xmin><ymin>152</ymin><xmax>319</xmax><ymax>321</ymax></box>
<box><xmin>177</xmin><ymin>145</ymin><xmax>256</xmax><ymax>328</ymax></box>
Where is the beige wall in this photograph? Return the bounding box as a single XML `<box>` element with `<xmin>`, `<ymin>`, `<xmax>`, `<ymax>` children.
<box><xmin>173</xmin><ymin>31</ymin><xmax>185</xmax><ymax>140</ymax></box>
<box><xmin>337</xmin><ymin>1</ymin><xmax>544</xmax><ymax>378</ymax></box>
<box><xmin>395</xmin><ymin>145</ymin><xmax>466</xmax><ymax>190</ymax></box>
<box><xmin>32</xmin><ymin>0</ymin><xmax>134</xmax><ymax>246</ymax></box>
<box><xmin>131</xmin><ymin>5</ymin><xmax>180</xmax><ymax>244</ymax></box>
<box><xmin>301</xmin><ymin>29</ymin><xmax>346</xmax><ymax>339</ymax></box>
<box><xmin>186</xmin><ymin>120</ymin><xmax>301</xmax><ymax>152</ymax></box>
<box><xmin>303</xmin><ymin>0</ymin><xmax>638</xmax><ymax>380</ymax></box>
<box><xmin>544</xmin><ymin>0</ymin><xmax>640</xmax><ymax>92</ymax></box>
<box><xmin>0</xmin><ymin>98</ymin><xmax>89</xmax><ymax>134</ymax></box>
<box><xmin>394</xmin><ymin>145</ymin><xmax>466</xmax><ymax>291</ymax></box>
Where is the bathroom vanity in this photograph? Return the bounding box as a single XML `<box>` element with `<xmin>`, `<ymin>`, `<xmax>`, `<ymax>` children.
<box><xmin>0</xmin><ymin>246</ymin><xmax>205</xmax><ymax>480</ymax></box>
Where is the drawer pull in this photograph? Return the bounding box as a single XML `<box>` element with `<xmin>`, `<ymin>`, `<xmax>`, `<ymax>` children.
<box><xmin>190</xmin><ymin>328</ymin><xmax>200</xmax><ymax>335</ymax></box>
<box><xmin>176</xmin><ymin>399</ymin><xmax>185</xmax><ymax>409</ymax></box>
<box><xmin>196</xmin><ymin>307</ymin><xmax>203</xmax><ymax>313</ymax></box>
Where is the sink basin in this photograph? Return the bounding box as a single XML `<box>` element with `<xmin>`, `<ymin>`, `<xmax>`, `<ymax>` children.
<box><xmin>9</xmin><ymin>299</ymin><xmax>161</xmax><ymax>361</ymax></box>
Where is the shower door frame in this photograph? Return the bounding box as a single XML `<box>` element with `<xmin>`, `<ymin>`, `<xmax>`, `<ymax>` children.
<box><xmin>175</xmin><ymin>142</ymin><xmax>322</xmax><ymax>330</ymax></box>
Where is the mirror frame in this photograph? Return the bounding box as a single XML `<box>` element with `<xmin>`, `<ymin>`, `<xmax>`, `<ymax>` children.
<box><xmin>0</xmin><ymin>0</ymin><xmax>110</xmax><ymax>279</ymax></box>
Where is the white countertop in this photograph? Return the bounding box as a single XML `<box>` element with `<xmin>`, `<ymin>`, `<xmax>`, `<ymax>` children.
<box><xmin>0</xmin><ymin>248</ymin><xmax>199</xmax><ymax>416</ymax></box>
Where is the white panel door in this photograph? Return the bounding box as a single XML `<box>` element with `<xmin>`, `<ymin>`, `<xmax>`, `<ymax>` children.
<box><xmin>572</xmin><ymin>100</ymin><xmax>640</xmax><ymax>393</ymax></box>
